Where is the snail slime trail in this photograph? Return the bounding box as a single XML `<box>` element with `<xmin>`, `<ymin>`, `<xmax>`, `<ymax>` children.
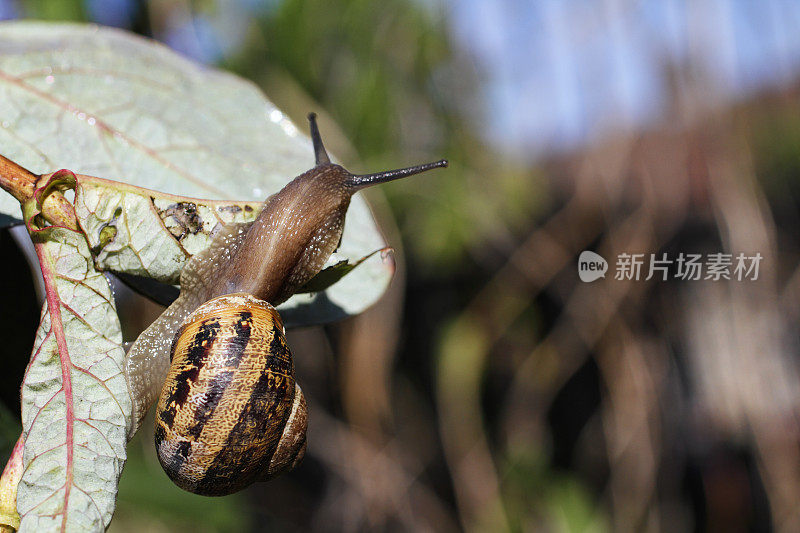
<box><xmin>122</xmin><ymin>113</ymin><xmax>447</xmax><ymax>496</ymax></box>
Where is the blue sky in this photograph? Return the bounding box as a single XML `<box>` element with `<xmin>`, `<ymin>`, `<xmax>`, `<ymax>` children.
<box><xmin>447</xmin><ymin>0</ymin><xmax>800</xmax><ymax>159</ymax></box>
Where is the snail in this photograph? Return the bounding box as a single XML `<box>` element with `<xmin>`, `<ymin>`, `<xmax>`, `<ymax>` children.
<box><xmin>124</xmin><ymin>113</ymin><xmax>447</xmax><ymax>496</ymax></box>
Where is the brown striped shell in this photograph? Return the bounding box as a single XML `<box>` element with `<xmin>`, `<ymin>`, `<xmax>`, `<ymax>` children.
<box><xmin>154</xmin><ymin>293</ymin><xmax>307</xmax><ymax>496</ymax></box>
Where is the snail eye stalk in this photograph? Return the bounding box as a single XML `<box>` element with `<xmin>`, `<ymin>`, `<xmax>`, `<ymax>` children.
<box><xmin>307</xmin><ymin>113</ymin><xmax>331</xmax><ymax>166</ymax></box>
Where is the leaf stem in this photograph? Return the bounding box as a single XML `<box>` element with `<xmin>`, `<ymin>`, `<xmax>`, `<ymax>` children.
<box><xmin>0</xmin><ymin>154</ymin><xmax>36</xmax><ymax>203</ymax></box>
<box><xmin>0</xmin><ymin>155</ymin><xmax>78</xmax><ymax>231</ymax></box>
<box><xmin>35</xmin><ymin>241</ymin><xmax>76</xmax><ymax>532</ymax></box>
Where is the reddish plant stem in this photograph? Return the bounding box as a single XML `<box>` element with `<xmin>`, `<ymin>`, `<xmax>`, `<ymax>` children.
<box><xmin>35</xmin><ymin>242</ymin><xmax>75</xmax><ymax>533</ymax></box>
<box><xmin>0</xmin><ymin>155</ymin><xmax>35</xmax><ymax>203</ymax></box>
<box><xmin>0</xmin><ymin>154</ymin><xmax>78</xmax><ymax>231</ymax></box>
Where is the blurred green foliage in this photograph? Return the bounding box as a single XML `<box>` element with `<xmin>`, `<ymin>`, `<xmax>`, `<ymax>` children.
<box><xmin>503</xmin><ymin>448</ymin><xmax>608</xmax><ymax>533</ymax></box>
<box><xmin>242</xmin><ymin>0</ymin><xmax>450</xmax><ymax>157</ymax></box>
<box><xmin>752</xmin><ymin>107</ymin><xmax>800</xmax><ymax>201</ymax></box>
<box><xmin>22</xmin><ymin>0</ymin><xmax>85</xmax><ymax>20</ymax></box>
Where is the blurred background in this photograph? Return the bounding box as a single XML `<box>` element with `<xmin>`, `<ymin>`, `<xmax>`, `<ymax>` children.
<box><xmin>2</xmin><ymin>0</ymin><xmax>800</xmax><ymax>531</ymax></box>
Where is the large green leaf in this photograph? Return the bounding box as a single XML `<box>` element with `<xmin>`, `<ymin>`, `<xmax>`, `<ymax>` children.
<box><xmin>0</xmin><ymin>21</ymin><xmax>394</xmax><ymax>322</ymax></box>
<box><xmin>19</xmin><ymin>216</ymin><xmax>130</xmax><ymax>532</ymax></box>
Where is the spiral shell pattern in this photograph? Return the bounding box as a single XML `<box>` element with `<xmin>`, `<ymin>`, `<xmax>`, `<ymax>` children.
<box><xmin>154</xmin><ymin>293</ymin><xmax>306</xmax><ymax>496</ymax></box>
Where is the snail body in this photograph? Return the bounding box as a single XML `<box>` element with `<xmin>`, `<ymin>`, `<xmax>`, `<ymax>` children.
<box><xmin>125</xmin><ymin>113</ymin><xmax>447</xmax><ymax>495</ymax></box>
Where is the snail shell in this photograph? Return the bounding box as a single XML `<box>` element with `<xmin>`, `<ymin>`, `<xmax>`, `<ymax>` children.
<box><xmin>154</xmin><ymin>293</ymin><xmax>307</xmax><ymax>496</ymax></box>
